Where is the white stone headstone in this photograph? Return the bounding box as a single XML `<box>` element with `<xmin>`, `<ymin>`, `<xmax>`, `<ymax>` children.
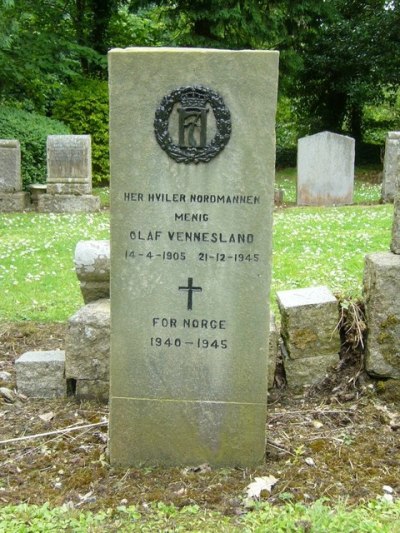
<box><xmin>297</xmin><ymin>131</ymin><xmax>355</xmax><ymax>206</ymax></box>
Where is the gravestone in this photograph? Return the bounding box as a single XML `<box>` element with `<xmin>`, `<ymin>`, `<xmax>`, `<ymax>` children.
<box><xmin>0</xmin><ymin>139</ymin><xmax>30</xmax><ymax>211</ymax></box>
<box><xmin>108</xmin><ymin>47</ymin><xmax>279</xmax><ymax>467</ymax></box>
<box><xmin>297</xmin><ymin>131</ymin><xmax>355</xmax><ymax>206</ymax></box>
<box><xmin>38</xmin><ymin>135</ymin><xmax>100</xmax><ymax>213</ymax></box>
<box><xmin>381</xmin><ymin>132</ymin><xmax>400</xmax><ymax>203</ymax></box>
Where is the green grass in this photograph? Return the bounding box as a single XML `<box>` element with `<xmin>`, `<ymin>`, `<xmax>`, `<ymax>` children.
<box><xmin>0</xmin><ymin>213</ymin><xmax>109</xmax><ymax>321</ymax></box>
<box><xmin>1</xmin><ymin>499</ymin><xmax>400</xmax><ymax>532</ymax></box>
<box><xmin>272</xmin><ymin>204</ymin><xmax>392</xmax><ymax>311</ymax></box>
<box><xmin>276</xmin><ymin>166</ymin><xmax>382</xmax><ymax>205</ymax></box>
<box><xmin>0</xmin><ymin>201</ymin><xmax>393</xmax><ymax>322</ymax></box>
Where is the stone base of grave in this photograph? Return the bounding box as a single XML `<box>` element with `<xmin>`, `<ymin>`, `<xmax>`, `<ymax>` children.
<box><xmin>284</xmin><ymin>353</ymin><xmax>339</xmax><ymax>390</ymax></box>
<box><xmin>47</xmin><ymin>183</ymin><xmax>92</xmax><ymax>195</ymax></box>
<box><xmin>65</xmin><ymin>298</ymin><xmax>110</xmax><ymax>399</ymax></box>
<box><xmin>364</xmin><ymin>252</ymin><xmax>400</xmax><ymax>379</ymax></box>
<box><xmin>16</xmin><ymin>350</ymin><xmax>66</xmax><ymax>398</ymax></box>
<box><xmin>38</xmin><ymin>193</ymin><xmax>100</xmax><ymax>213</ymax></box>
<box><xmin>0</xmin><ymin>191</ymin><xmax>30</xmax><ymax>212</ymax></box>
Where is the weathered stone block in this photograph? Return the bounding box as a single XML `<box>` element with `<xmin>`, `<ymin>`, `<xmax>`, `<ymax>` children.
<box><xmin>75</xmin><ymin>379</ymin><xmax>109</xmax><ymax>402</ymax></box>
<box><xmin>74</xmin><ymin>240</ymin><xmax>110</xmax><ymax>303</ymax></box>
<box><xmin>297</xmin><ymin>131</ymin><xmax>355</xmax><ymax>206</ymax></box>
<box><xmin>65</xmin><ymin>299</ymin><xmax>110</xmax><ymax>382</ymax></box>
<box><xmin>363</xmin><ymin>252</ymin><xmax>400</xmax><ymax>378</ymax></box>
<box><xmin>381</xmin><ymin>131</ymin><xmax>400</xmax><ymax>203</ymax></box>
<box><xmin>284</xmin><ymin>353</ymin><xmax>339</xmax><ymax>389</ymax></box>
<box><xmin>277</xmin><ymin>286</ymin><xmax>340</xmax><ymax>359</ymax></box>
<box><xmin>16</xmin><ymin>350</ymin><xmax>66</xmax><ymax>398</ymax></box>
<box><xmin>38</xmin><ymin>193</ymin><xmax>100</xmax><ymax>213</ymax></box>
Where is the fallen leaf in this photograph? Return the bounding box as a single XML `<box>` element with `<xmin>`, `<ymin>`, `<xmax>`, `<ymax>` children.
<box><xmin>305</xmin><ymin>457</ymin><xmax>316</xmax><ymax>467</ymax></box>
<box><xmin>245</xmin><ymin>475</ymin><xmax>278</xmax><ymax>499</ymax></box>
<box><xmin>39</xmin><ymin>412</ymin><xmax>54</xmax><ymax>423</ymax></box>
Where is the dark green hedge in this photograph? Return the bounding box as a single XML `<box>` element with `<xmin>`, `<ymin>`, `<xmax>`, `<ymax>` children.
<box><xmin>0</xmin><ymin>106</ymin><xmax>70</xmax><ymax>189</ymax></box>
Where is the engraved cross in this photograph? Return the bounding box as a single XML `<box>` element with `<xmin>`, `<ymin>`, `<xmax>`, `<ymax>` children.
<box><xmin>179</xmin><ymin>277</ymin><xmax>202</xmax><ymax>311</ymax></box>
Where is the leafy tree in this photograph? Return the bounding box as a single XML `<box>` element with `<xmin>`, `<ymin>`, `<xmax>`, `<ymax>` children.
<box><xmin>294</xmin><ymin>0</ymin><xmax>400</xmax><ymax>142</ymax></box>
<box><xmin>0</xmin><ymin>0</ymin><xmax>99</xmax><ymax>112</ymax></box>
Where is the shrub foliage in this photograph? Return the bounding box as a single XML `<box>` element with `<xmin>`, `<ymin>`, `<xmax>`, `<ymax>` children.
<box><xmin>52</xmin><ymin>80</ymin><xmax>109</xmax><ymax>184</ymax></box>
<box><xmin>0</xmin><ymin>106</ymin><xmax>70</xmax><ymax>189</ymax></box>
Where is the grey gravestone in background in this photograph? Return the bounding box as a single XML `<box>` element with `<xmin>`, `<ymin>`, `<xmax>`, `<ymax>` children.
<box><xmin>297</xmin><ymin>131</ymin><xmax>355</xmax><ymax>206</ymax></box>
<box><xmin>108</xmin><ymin>47</ymin><xmax>279</xmax><ymax>467</ymax></box>
<box><xmin>38</xmin><ymin>135</ymin><xmax>100</xmax><ymax>212</ymax></box>
<box><xmin>0</xmin><ymin>139</ymin><xmax>29</xmax><ymax>211</ymax></box>
<box><xmin>47</xmin><ymin>134</ymin><xmax>92</xmax><ymax>195</ymax></box>
<box><xmin>381</xmin><ymin>132</ymin><xmax>400</xmax><ymax>203</ymax></box>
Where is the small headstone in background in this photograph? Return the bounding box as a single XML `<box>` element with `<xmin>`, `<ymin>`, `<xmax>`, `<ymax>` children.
<box><xmin>277</xmin><ymin>286</ymin><xmax>340</xmax><ymax>389</ymax></box>
<box><xmin>16</xmin><ymin>350</ymin><xmax>66</xmax><ymax>398</ymax></box>
<box><xmin>381</xmin><ymin>132</ymin><xmax>400</xmax><ymax>203</ymax></box>
<box><xmin>38</xmin><ymin>135</ymin><xmax>100</xmax><ymax>213</ymax></box>
<box><xmin>0</xmin><ymin>139</ymin><xmax>30</xmax><ymax>212</ymax></box>
<box><xmin>297</xmin><ymin>131</ymin><xmax>355</xmax><ymax>206</ymax></box>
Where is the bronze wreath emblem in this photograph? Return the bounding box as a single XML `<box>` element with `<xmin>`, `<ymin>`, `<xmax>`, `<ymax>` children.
<box><xmin>154</xmin><ymin>85</ymin><xmax>231</xmax><ymax>164</ymax></box>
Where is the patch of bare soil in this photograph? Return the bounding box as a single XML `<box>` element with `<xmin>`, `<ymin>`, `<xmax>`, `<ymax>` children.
<box><xmin>1</xmin><ymin>322</ymin><xmax>400</xmax><ymax>514</ymax></box>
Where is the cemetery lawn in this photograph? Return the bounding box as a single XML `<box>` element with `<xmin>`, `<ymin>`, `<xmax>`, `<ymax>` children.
<box><xmin>1</xmin><ymin>171</ymin><xmax>400</xmax><ymax>529</ymax></box>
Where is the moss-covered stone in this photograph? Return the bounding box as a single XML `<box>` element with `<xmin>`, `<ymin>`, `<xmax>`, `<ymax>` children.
<box><xmin>363</xmin><ymin>252</ymin><xmax>400</xmax><ymax>379</ymax></box>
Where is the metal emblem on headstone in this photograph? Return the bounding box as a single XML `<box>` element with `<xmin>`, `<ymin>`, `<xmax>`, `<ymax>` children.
<box><xmin>154</xmin><ymin>85</ymin><xmax>231</xmax><ymax>164</ymax></box>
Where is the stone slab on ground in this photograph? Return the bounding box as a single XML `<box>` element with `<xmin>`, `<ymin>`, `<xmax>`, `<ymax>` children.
<box><xmin>363</xmin><ymin>252</ymin><xmax>400</xmax><ymax>378</ymax></box>
<box><xmin>277</xmin><ymin>286</ymin><xmax>340</xmax><ymax>360</ymax></box>
<box><xmin>16</xmin><ymin>350</ymin><xmax>66</xmax><ymax>398</ymax></box>
<box><xmin>65</xmin><ymin>298</ymin><xmax>110</xmax><ymax>382</ymax></box>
